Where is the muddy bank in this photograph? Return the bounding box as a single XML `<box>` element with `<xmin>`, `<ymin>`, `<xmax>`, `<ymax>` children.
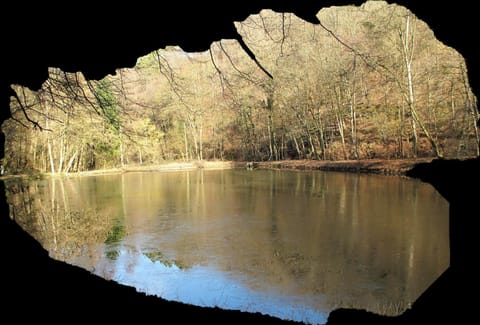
<box><xmin>253</xmin><ymin>158</ymin><xmax>435</xmax><ymax>176</ymax></box>
<box><xmin>71</xmin><ymin>160</ymin><xmax>241</xmax><ymax>176</ymax></box>
<box><xmin>0</xmin><ymin>159</ymin><xmax>439</xmax><ymax>180</ymax></box>
<box><xmin>0</xmin><ymin>161</ymin><xmax>242</xmax><ymax>180</ymax></box>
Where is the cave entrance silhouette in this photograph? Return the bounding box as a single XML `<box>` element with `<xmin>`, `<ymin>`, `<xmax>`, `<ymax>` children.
<box><xmin>0</xmin><ymin>1</ymin><xmax>478</xmax><ymax>324</ymax></box>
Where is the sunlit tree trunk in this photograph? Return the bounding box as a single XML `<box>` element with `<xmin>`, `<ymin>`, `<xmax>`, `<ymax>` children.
<box><xmin>64</xmin><ymin>150</ymin><xmax>78</xmax><ymax>174</ymax></box>
<box><xmin>263</xmin><ymin>86</ymin><xmax>278</xmax><ymax>161</ymax></box>
<box><xmin>119</xmin><ymin>137</ymin><xmax>125</xmax><ymax>167</ymax></box>
<box><xmin>31</xmin><ymin>130</ymin><xmax>38</xmax><ymax>171</ymax></box>
<box><xmin>346</xmin><ymin>56</ymin><xmax>359</xmax><ymax>160</ymax></box>
<box><xmin>348</xmin><ymin>84</ymin><xmax>358</xmax><ymax>159</ymax></box>
<box><xmin>44</xmin><ymin>103</ymin><xmax>56</xmax><ymax>175</ymax></box>
<box><xmin>76</xmin><ymin>146</ymin><xmax>83</xmax><ymax>172</ymax></box>
<box><xmin>400</xmin><ymin>14</ymin><xmax>442</xmax><ymax>158</ymax></box>
<box><xmin>427</xmin><ymin>80</ymin><xmax>439</xmax><ymax>149</ymax></box>
<box><xmin>199</xmin><ymin>120</ymin><xmax>203</xmax><ymax>161</ymax></box>
<box><xmin>401</xmin><ymin>15</ymin><xmax>418</xmax><ymax>157</ymax></box>
<box><xmin>398</xmin><ymin>102</ymin><xmax>406</xmax><ymax>158</ymax></box>
<box><xmin>307</xmin><ymin>106</ymin><xmax>326</xmax><ymax>160</ymax></box>
<box><xmin>450</xmin><ymin>80</ymin><xmax>457</xmax><ymax>129</ymax></box>
<box><xmin>119</xmin><ymin>74</ymin><xmax>126</xmax><ymax>168</ymax></box>
<box><xmin>336</xmin><ymin>112</ymin><xmax>347</xmax><ymax>160</ymax></box>
<box><xmin>183</xmin><ymin>121</ymin><xmax>190</xmax><ymax>161</ymax></box>
<box><xmin>293</xmin><ymin>109</ymin><xmax>318</xmax><ymax>159</ymax></box>
<box><xmin>332</xmin><ymin>87</ymin><xmax>347</xmax><ymax>160</ymax></box>
<box><xmin>189</xmin><ymin>118</ymin><xmax>200</xmax><ymax>160</ymax></box>
<box><xmin>291</xmin><ymin>133</ymin><xmax>302</xmax><ymax>159</ymax></box>
<box><xmin>460</xmin><ymin>62</ymin><xmax>480</xmax><ymax>156</ymax></box>
<box><xmin>58</xmin><ymin>134</ymin><xmax>64</xmax><ymax>173</ymax></box>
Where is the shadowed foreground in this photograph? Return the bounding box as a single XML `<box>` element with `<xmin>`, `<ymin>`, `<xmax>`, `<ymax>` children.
<box><xmin>329</xmin><ymin>158</ymin><xmax>480</xmax><ymax>324</ymax></box>
<box><xmin>0</xmin><ymin>183</ymin><xmax>298</xmax><ymax>324</ymax></box>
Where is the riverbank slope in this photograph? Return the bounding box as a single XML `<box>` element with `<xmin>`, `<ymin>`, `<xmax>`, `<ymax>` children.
<box><xmin>254</xmin><ymin>158</ymin><xmax>435</xmax><ymax>175</ymax></box>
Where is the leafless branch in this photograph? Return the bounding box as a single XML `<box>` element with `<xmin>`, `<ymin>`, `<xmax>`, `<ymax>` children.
<box><xmin>75</xmin><ymin>74</ymin><xmax>102</xmax><ymax>115</ymax></box>
<box><xmin>234</xmin><ymin>30</ymin><xmax>273</xmax><ymax>79</ymax></box>
<box><xmin>154</xmin><ymin>50</ymin><xmax>192</xmax><ymax>109</ymax></box>
<box><xmin>8</xmin><ymin>114</ymin><xmax>30</xmax><ymax>129</ymax></box>
<box><xmin>209</xmin><ymin>47</ymin><xmax>229</xmax><ymax>96</ymax></box>
<box><xmin>10</xmin><ymin>87</ymin><xmax>49</xmax><ymax>131</ymax></box>
<box><xmin>85</xmin><ymin>79</ymin><xmax>107</xmax><ymax>116</ymax></box>
<box><xmin>217</xmin><ymin>41</ymin><xmax>260</xmax><ymax>85</ymax></box>
<box><xmin>317</xmin><ymin>18</ymin><xmax>400</xmax><ymax>82</ymax></box>
<box><xmin>258</xmin><ymin>13</ymin><xmax>276</xmax><ymax>42</ymax></box>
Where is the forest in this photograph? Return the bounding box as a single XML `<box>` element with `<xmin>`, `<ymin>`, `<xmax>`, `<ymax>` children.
<box><xmin>3</xmin><ymin>1</ymin><xmax>479</xmax><ymax>174</ymax></box>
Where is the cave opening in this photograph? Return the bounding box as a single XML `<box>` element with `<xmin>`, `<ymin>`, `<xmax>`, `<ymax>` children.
<box><xmin>2</xmin><ymin>0</ymin><xmax>478</xmax><ymax>324</ymax></box>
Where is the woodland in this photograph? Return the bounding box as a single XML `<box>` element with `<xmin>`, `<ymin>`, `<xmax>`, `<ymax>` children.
<box><xmin>3</xmin><ymin>1</ymin><xmax>478</xmax><ymax>174</ymax></box>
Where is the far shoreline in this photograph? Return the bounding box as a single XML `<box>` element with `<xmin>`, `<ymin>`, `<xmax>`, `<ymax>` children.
<box><xmin>254</xmin><ymin>158</ymin><xmax>436</xmax><ymax>176</ymax></box>
<box><xmin>0</xmin><ymin>158</ymin><xmax>445</xmax><ymax>181</ymax></box>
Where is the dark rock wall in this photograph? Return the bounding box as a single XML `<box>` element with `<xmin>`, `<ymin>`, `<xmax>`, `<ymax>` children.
<box><xmin>1</xmin><ymin>1</ymin><xmax>478</xmax><ymax>324</ymax></box>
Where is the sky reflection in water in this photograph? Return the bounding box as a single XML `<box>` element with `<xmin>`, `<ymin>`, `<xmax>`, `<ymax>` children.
<box><xmin>95</xmin><ymin>247</ymin><xmax>328</xmax><ymax>324</ymax></box>
<box><xmin>8</xmin><ymin>169</ymin><xmax>450</xmax><ymax>325</ymax></box>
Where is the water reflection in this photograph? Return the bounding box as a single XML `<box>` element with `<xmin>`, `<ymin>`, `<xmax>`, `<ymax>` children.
<box><xmin>6</xmin><ymin>170</ymin><xmax>449</xmax><ymax>324</ymax></box>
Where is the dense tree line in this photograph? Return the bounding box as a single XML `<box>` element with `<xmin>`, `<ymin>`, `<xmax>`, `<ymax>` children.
<box><xmin>3</xmin><ymin>1</ymin><xmax>478</xmax><ymax>174</ymax></box>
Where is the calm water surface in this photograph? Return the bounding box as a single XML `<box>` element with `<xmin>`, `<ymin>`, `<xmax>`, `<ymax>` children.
<box><xmin>7</xmin><ymin>169</ymin><xmax>449</xmax><ymax>324</ymax></box>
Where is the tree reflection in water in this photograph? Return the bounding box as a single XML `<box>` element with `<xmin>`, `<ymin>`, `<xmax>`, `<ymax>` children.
<box><xmin>4</xmin><ymin>170</ymin><xmax>449</xmax><ymax>324</ymax></box>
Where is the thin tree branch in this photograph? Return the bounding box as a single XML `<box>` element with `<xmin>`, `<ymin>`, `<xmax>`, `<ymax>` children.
<box><xmin>154</xmin><ymin>50</ymin><xmax>192</xmax><ymax>110</ymax></box>
<box><xmin>10</xmin><ymin>87</ymin><xmax>48</xmax><ymax>131</ymax></box>
<box><xmin>208</xmin><ymin>47</ymin><xmax>229</xmax><ymax>96</ymax></box>
<box><xmin>217</xmin><ymin>41</ymin><xmax>259</xmax><ymax>85</ymax></box>
<box><xmin>317</xmin><ymin>18</ymin><xmax>403</xmax><ymax>88</ymax></box>
<box><xmin>75</xmin><ymin>74</ymin><xmax>102</xmax><ymax>115</ymax></box>
<box><xmin>8</xmin><ymin>114</ymin><xmax>30</xmax><ymax>129</ymax></box>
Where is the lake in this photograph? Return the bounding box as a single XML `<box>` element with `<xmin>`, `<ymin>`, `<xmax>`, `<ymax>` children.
<box><xmin>6</xmin><ymin>169</ymin><xmax>449</xmax><ymax>324</ymax></box>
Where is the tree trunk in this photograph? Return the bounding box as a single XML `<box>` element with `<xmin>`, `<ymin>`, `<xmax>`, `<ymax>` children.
<box><xmin>189</xmin><ymin>119</ymin><xmax>199</xmax><ymax>160</ymax></box>
<box><xmin>336</xmin><ymin>112</ymin><xmax>347</xmax><ymax>160</ymax></box>
<box><xmin>47</xmin><ymin>141</ymin><xmax>55</xmax><ymax>175</ymax></box>
<box><xmin>460</xmin><ymin>62</ymin><xmax>480</xmax><ymax>156</ymax></box>
<box><xmin>199</xmin><ymin>120</ymin><xmax>203</xmax><ymax>161</ymax></box>
<box><xmin>332</xmin><ymin>87</ymin><xmax>347</xmax><ymax>160</ymax></box>
<box><xmin>401</xmin><ymin>14</ymin><xmax>442</xmax><ymax>158</ymax></box>
<box><xmin>450</xmin><ymin>80</ymin><xmax>456</xmax><ymax>129</ymax></box>
<box><xmin>31</xmin><ymin>130</ymin><xmax>38</xmax><ymax>170</ymax></box>
<box><xmin>292</xmin><ymin>134</ymin><xmax>302</xmax><ymax>159</ymax></box>
<box><xmin>307</xmin><ymin>107</ymin><xmax>326</xmax><ymax>160</ymax></box>
<box><xmin>398</xmin><ymin>102</ymin><xmax>405</xmax><ymax>158</ymax></box>
<box><xmin>44</xmin><ymin>106</ymin><xmax>55</xmax><ymax>175</ymax></box>
<box><xmin>58</xmin><ymin>135</ymin><xmax>64</xmax><ymax>173</ymax></box>
<box><xmin>183</xmin><ymin>121</ymin><xmax>189</xmax><ymax>161</ymax></box>
<box><xmin>347</xmin><ymin>56</ymin><xmax>359</xmax><ymax>160</ymax></box>
<box><xmin>64</xmin><ymin>150</ymin><xmax>78</xmax><ymax>174</ymax></box>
